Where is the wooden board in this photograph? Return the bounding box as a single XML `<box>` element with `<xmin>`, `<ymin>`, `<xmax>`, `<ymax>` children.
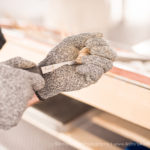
<box><xmin>63</xmin><ymin>75</ymin><xmax>150</xmax><ymax>130</ymax></box>
<box><xmin>33</xmin><ymin>94</ymin><xmax>92</xmax><ymax>132</ymax></box>
<box><xmin>92</xmin><ymin>111</ymin><xmax>150</xmax><ymax>148</ymax></box>
<box><xmin>23</xmin><ymin>107</ymin><xmax>122</xmax><ymax>150</ymax></box>
<box><xmin>110</xmin><ymin>67</ymin><xmax>150</xmax><ymax>89</ymax></box>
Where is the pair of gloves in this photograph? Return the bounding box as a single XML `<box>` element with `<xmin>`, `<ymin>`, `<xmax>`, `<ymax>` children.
<box><xmin>0</xmin><ymin>33</ymin><xmax>116</xmax><ymax>130</ymax></box>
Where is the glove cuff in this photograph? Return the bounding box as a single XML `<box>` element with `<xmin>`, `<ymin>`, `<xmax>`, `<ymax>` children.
<box><xmin>35</xmin><ymin>91</ymin><xmax>46</xmax><ymax>101</ymax></box>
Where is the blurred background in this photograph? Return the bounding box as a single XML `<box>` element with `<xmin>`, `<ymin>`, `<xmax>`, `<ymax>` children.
<box><xmin>0</xmin><ymin>0</ymin><xmax>150</xmax><ymax>41</ymax></box>
<box><xmin>0</xmin><ymin>0</ymin><xmax>150</xmax><ymax>76</ymax></box>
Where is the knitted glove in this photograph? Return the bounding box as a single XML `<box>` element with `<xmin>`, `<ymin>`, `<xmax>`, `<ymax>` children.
<box><xmin>37</xmin><ymin>33</ymin><xmax>116</xmax><ymax>99</ymax></box>
<box><xmin>0</xmin><ymin>28</ymin><xmax>6</xmax><ymax>49</ymax></box>
<box><xmin>0</xmin><ymin>57</ymin><xmax>45</xmax><ymax>130</ymax></box>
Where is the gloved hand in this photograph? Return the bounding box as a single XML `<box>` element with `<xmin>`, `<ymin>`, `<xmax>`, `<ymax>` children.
<box><xmin>37</xmin><ymin>33</ymin><xmax>116</xmax><ymax>99</ymax></box>
<box><xmin>0</xmin><ymin>57</ymin><xmax>45</xmax><ymax>130</ymax></box>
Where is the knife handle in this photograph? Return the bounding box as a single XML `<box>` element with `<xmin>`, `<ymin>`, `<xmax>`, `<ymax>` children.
<box><xmin>75</xmin><ymin>47</ymin><xmax>90</xmax><ymax>64</ymax></box>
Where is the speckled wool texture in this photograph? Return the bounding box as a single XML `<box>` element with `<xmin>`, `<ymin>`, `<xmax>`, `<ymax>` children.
<box><xmin>0</xmin><ymin>57</ymin><xmax>45</xmax><ymax>130</ymax></box>
<box><xmin>37</xmin><ymin>33</ymin><xmax>116</xmax><ymax>99</ymax></box>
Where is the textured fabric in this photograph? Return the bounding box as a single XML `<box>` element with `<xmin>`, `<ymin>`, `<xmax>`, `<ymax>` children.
<box><xmin>0</xmin><ymin>28</ymin><xmax>6</xmax><ymax>49</ymax></box>
<box><xmin>37</xmin><ymin>33</ymin><xmax>116</xmax><ymax>99</ymax></box>
<box><xmin>0</xmin><ymin>57</ymin><xmax>45</xmax><ymax>130</ymax></box>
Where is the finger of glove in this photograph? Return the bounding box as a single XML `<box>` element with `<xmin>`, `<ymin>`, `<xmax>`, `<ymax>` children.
<box><xmin>90</xmin><ymin>46</ymin><xmax>117</xmax><ymax>61</ymax></box>
<box><xmin>28</xmin><ymin>72</ymin><xmax>45</xmax><ymax>91</ymax></box>
<box><xmin>2</xmin><ymin>57</ymin><xmax>36</xmax><ymax>69</ymax></box>
<box><xmin>81</xmin><ymin>55</ymin><xmax>113</xmax><ymax>73</ymax></box>
<box><xmin>39</xmin><ymin>33</ymin><xmax>103</xmax><ymax>66</ymax></box>
<box><xmin>85</xmin><ymin>38</ymin><xmax>117</xmax><ymax>61</ymax></box>
<box><xmin>39</xmin><ymin>45</ymin><xmax>79</xmax><ymax>66</ymax></box>
<box><xmin>86</xmin><ymin>37</ymin><xmax>108</xmax><ymax>48</ymax></box>
<box><xmin>0</xmin><ymin>64</ymin><xmax>44</xmax><ymax>93</ymax></box>
<box><xmin>76</xmin><ymin>64</ymin><xmax>104</xmax><ymax>82</ymax></box>
<box><xmin>63</xmin><ymin>32</ymin><xmax>103</xmax><ymax>49</ymax></box>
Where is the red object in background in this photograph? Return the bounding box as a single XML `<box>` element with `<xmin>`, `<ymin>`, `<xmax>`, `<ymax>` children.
<box><xmin>110</xmin><ymin>67</ymin><xmax>150</xmax><ymax>86</ymax></box>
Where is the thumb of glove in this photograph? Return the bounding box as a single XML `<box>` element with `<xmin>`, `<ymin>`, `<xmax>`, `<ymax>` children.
<box><xmin>1</xmin><ymin>57</ymin><xmax>36</xmax><ymax>69</ymax></box>
<box><xmin>28</xmin><ymin>71</ymin><xmax>45</xmax><ymax>91</ymax></box>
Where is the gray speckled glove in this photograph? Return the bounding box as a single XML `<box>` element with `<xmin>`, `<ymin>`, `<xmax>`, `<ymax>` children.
<box><xmin>0</xmin><ymin>57</ymin><xmax>45</xmax><ymax>130</ymax></box>
<box><xmin>37</xmin><ymin>33</ymin><xmax>116</xmax><ymax>99</ymax></box>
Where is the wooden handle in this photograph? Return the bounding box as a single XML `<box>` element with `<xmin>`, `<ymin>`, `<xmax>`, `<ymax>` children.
<box><xmin>75</xmin><ymin>47</ymin><xmax>90</xmax><ymax>64</ymax></box>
